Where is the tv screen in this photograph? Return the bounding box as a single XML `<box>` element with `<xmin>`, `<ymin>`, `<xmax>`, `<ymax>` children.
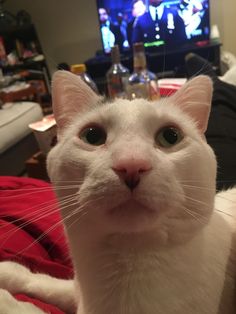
<box><xmin>97</xmin><ymin>0</ymin><xmax>210</xmax><ymax>53</ymax></box>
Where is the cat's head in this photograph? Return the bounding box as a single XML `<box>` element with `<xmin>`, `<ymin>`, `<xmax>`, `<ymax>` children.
<box><xmin>47</xmin><ymin>71</ymin><xmax>216</xmax><ymax>246</ymax></box>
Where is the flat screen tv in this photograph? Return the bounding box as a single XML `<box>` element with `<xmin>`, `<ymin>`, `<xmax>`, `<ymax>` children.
<box><xmin>96</xmin><ymin>0</ymin><xmax>210</xmax><ymax>53</ymax></box>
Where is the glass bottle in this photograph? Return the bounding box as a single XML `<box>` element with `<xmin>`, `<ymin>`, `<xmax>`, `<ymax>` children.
<box><xmin>126</xmin><ymin>42</ymin><xmax>160</xmax><ymax>101</ymax></box>
<box><xmin>106</xmin><ymin>45</ymin><xmax>129</xmax><ymax>99</ymax></box>
<box><xmin>70</xmin><ymin>63</ymin><xmax>99</xmax><ymax>94</ymax></box>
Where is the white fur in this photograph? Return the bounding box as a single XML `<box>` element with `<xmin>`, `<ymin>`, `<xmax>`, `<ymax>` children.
<box><xmin>0</xmin><ymin>73</ymin><xmax>235</xmax><ymax>314</ymax></box>
<box><xmin>0</xmin><ymin>261</ymin><xmax>75</xmax><ymax>313</ymax></box>
<box><xmin>0</xmin><ymin>288</ymin><xmax>46</xmax><ymax>314</ymax></box>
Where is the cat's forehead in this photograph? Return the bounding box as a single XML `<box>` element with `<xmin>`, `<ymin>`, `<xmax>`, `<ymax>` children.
<box><xmin>93</xmin><ymin>98</ymin><xmax>187</xmax><ymax>129</ymax></box>
<box><xmin>104</xmin><ymin>98</ymin><xmax>158</xmax><ymax>122</ymax></box>
<box><xmin>68</xmin><ymin>97</ymin><xmax>196</xmax><ymax>138</ymax></box>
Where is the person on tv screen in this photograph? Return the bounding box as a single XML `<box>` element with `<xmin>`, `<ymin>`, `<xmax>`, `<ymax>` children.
<box><xmin>127</xmin><ymin>0</ymin><xmax>147</xmax><ymax>46</ymax></box>
<box><xmin>132</xmin><ymin>0</ymin><xmax>147</xmax><ymax>18</ymax></box>
<box><xmin>132</xmin><ymin>0</ymin><xmax>187</xmax><ymax>47</ymax></box>
<box><xmin>99</xmin><ymin>8</ymin><xmax>126</xmax><ymax>53</ymax></box>
<box><xmin>99</xmin><ymin>8</ymin><xmax>115</xmax><ymax>53</ymax></box>
<box><xmin>117</xmin><ymin>12</ymin><xmax>130</xmax><ymax>49</ymax></box>
<box><xmin>177</xmin><ymin>0</ymin><xmax>205</xmax><ymax>39</ymax></box>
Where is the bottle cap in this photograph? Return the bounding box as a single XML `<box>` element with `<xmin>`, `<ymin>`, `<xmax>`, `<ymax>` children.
<box><xmin>133</xmin><ymin>42</ymin><xmax>145</xmax><ymax>54</ymax></box>
<box><xmin>71</xmin><ymin>64</ymin><xmax>87</xmax><ymax>74</ymax></box>
<box><xmin>133</xmin><ymin>42</ymin><xmax>146</xmax><ymax>69</ymax></box>
<box><xmin>111</xmin><ymin>45</ymin><xmax>120</xmax><ymax>64</ymax></box>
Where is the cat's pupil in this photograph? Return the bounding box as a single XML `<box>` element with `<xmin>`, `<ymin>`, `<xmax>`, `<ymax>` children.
<box><xmin>156</xmin><ymin>127</ymin><xmax>182</xmax><ymax>147</ymax></box>
<box><xmin>80</xmin><ymin>127</ymin><xmax>107</xmax><ymax>146</ymax></box>
<box><xmin>163</xmin><ymin>128</ymin><xmax>178</xmax><ymax>144</ymax></box>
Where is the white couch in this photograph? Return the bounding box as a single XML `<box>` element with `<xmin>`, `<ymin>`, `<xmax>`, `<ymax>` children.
<box><xmin>0</xmin><ymin>101</ymin><xmax>43</xmax><ymax>175</ymax></box>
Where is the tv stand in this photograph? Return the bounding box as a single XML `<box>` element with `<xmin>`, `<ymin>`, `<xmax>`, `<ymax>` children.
<box><xmin>85</xmin><ymin>41</ymin><xmax>221</xmax><ymax>94</ymax></box>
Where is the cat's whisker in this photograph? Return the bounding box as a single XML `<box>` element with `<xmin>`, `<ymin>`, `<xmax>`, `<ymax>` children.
<box><xmin>12</xmin><ymin>196</ymin><xmax>105</xmax><ymax>255</ymax></box>
<box><xmin>185</xmin><ymin>193</ymin><xmax>236</xmax><ymax>209</ymax></box>
<box><xmin>146</xmin><ymin>189</ymin><xmax>236</xmax><ymax>224</ymax></box>
<box><xmin>188</xmin><ymin>64</ymin><xmax>212</xmax><ymax>81</ymax></box>
<box><xmin>23</xmin><ymin>199</ymin><xmax>97</xmax><ymax>256</ymax></box>
<box><xmin>14</xmin><ymin>200</ymin><xmax>80</xmax><ymax>257</ymax></box>
<box><xmin>175</xmin><ymin>193</ymin><xmax>215</xmax><ymax>210</ymax></box>
<box><xmin>0</xmin><ymin>184</ymin><xmax>80</xmax><ymax>193</ymax></box>
<box><xmin>179</xmin><ymin>179</ymin><xmax>236</xmax><ymax>184</ymax></box>
<box><xmin>185</xmin><ymin>196</ymin><xmax>213</xmax><ymax>210</ymax></box>
<box><xmin>173</xmin><ymin>192</ymin><xmax>236</xmax><ymax>221</ymax></box>
<box><xmin>0</xmin><ymin>195</ymin><xmax>78</xmax><ymax>246</ymax></box>
<box><xmin>214</xmin><ymin>208</ymin><xmax>236</xmax><ymax>220</ymax></box>
<box><xmin>0</xmin><ymin>207</ymin><xmax>62</xmax><ymax>249</ymax></box>
<box><xmin>0</xmin><ymin>185</ymin><xmax>80</xmax><ymax>199</ymax></box>
<box><xmin>0</xmin><ymin>193</ymin><xmax>76</xmax><ymax>225</ymax></box>
<box><xmin>69</xmin><ymin>196</ymin><xmax>105</xmax><ymax>216</ymax></box>
<box><xmin>64</xmin><ymin>209</ymin><xmax>89</xmax><ymax>229</ymax></box>
<box><xmin>160</xmin><ymin>44</ymin><xmax>166</xmax><ymax>79</ymax></box>
<box><xmin>51</xmin><ymin>180</ymin><xmax>84</xmax><ymax>183</ymax></box>
<box><xmin>158</xmin><ymin>92</ymin><xmax>172</xmax><ymax>104</ymax></box>
<box><xmin>185</xmin><ymin>50</ymin><xmax>211</xmax><ymax>79</ymax></box>
<box><xmin>60</xmin><ymin>196</ymin><xmax>107</xmax><ymax>231</ymax></box>
<box><xmin>181</xmin><ymin>184</ymin><xmax>216</xmax><ymax>191</ymax></box>
<box><xmin>215</xmin><ymin>194</ymin><xmax>236</xmax><ymax>203</ymax></box>
<box><xmin>181</xmin><ymin>206</ymin><xmax>209</xmax><ymax>225</ymax></box>
<box><xmin>45</xmin><ymin>205</ymin><xmax>92</xmax><ymax>255</ymax></box>
<box><xmin>0</xmin><ymin>210</ymin><xmax>67</xmax><ymax>250</ymax></box>
<box><xmin>0</xmin><ymin>191</ymin><xmax>64</xmax><ymax>213</ymax></box>
<box><xmin>62</xmin><ymin>210</ymin><xmax>90</xmax><ymax>244</ymax></box>
<box><xmin>14</xmin><ymin>220</ymin><xmax>68</xmax><ymax>257</ymax></box>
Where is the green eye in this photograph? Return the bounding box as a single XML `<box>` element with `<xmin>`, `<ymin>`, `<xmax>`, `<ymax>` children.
<box><xmin>80</xmin><ymin>126</ymin><xmax>107</xmax><ymax>146</ymax></box>
<box><xmin>155</xmin><ymin>127</ymin><xmax>183</xmax><ymax>148</ymax></box>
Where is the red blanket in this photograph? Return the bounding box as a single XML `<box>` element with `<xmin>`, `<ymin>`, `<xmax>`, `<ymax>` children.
<box><xmin>0</xmin><ymin>176</ymin><xmax>73</xmax><ymax>313</ymax></box>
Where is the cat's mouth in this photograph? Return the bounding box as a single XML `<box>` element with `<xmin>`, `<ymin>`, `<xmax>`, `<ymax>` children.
<box><xmin>107</xmin><ymin>199</ymin><xmax>157</xmax><ymax>217</ymax></box>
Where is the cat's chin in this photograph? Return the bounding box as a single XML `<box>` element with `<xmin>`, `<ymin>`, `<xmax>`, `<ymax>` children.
<box><xmin>105</xmin><ymin>199</ymin><xmax>159</xmax><ymax>232</ymax></box>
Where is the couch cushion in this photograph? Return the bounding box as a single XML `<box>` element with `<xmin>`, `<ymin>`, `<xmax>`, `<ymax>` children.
<box><xmin>0</xmin><ymin>102</ymin><xmax>43</xmax><ymax>154</ymax></box>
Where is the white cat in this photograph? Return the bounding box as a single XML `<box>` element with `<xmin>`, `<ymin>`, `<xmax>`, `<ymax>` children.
<box><xmin>0</xmin><ymin>71</ymin><xmax>235</xmax><ymax>314</ymax></box>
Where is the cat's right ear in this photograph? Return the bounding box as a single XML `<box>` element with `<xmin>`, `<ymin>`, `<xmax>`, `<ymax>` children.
<box><xmin>52</xmin><ymin>71</ymin><xmax>100</xmax><ymax>137</ymax></box>
<box><xmin>171</xmin><ymin>75</ymin><xmax>213</xmax><ymax>134</ymax></box>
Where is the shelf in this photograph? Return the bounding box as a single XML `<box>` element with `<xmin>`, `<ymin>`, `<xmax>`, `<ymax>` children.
<box><xmin>2</xmin><ymin>58</ymin><xmax>46</xmax><ymax>72</ymax></box>
<box><xmin>0</xmin><ymin>22</ymin><xmax>51</xmax><ymax>93</ymax></box>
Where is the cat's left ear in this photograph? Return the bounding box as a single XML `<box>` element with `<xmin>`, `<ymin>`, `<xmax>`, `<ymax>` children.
<box><xmin>171</xmin><ymin>75</ymin><xmax>213</xmax><ymax>133</ymax></box>
<box><xmin>52</xmin><ymin>71</ymin><xmax>100</xmax><ymax>136</ymax></box>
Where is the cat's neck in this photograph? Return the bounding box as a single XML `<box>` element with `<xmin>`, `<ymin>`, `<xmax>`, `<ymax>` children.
<box><xmin>66</xmin><ymin>212</ymin><xmax>231</xmax><ymax>314</ymax></box>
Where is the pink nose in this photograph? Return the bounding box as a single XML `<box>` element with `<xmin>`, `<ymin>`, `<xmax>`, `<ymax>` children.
<box><xmin>112</xmin><ymin>158</ymin><xmax>152</xmax><ymax>191</ymax></box>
